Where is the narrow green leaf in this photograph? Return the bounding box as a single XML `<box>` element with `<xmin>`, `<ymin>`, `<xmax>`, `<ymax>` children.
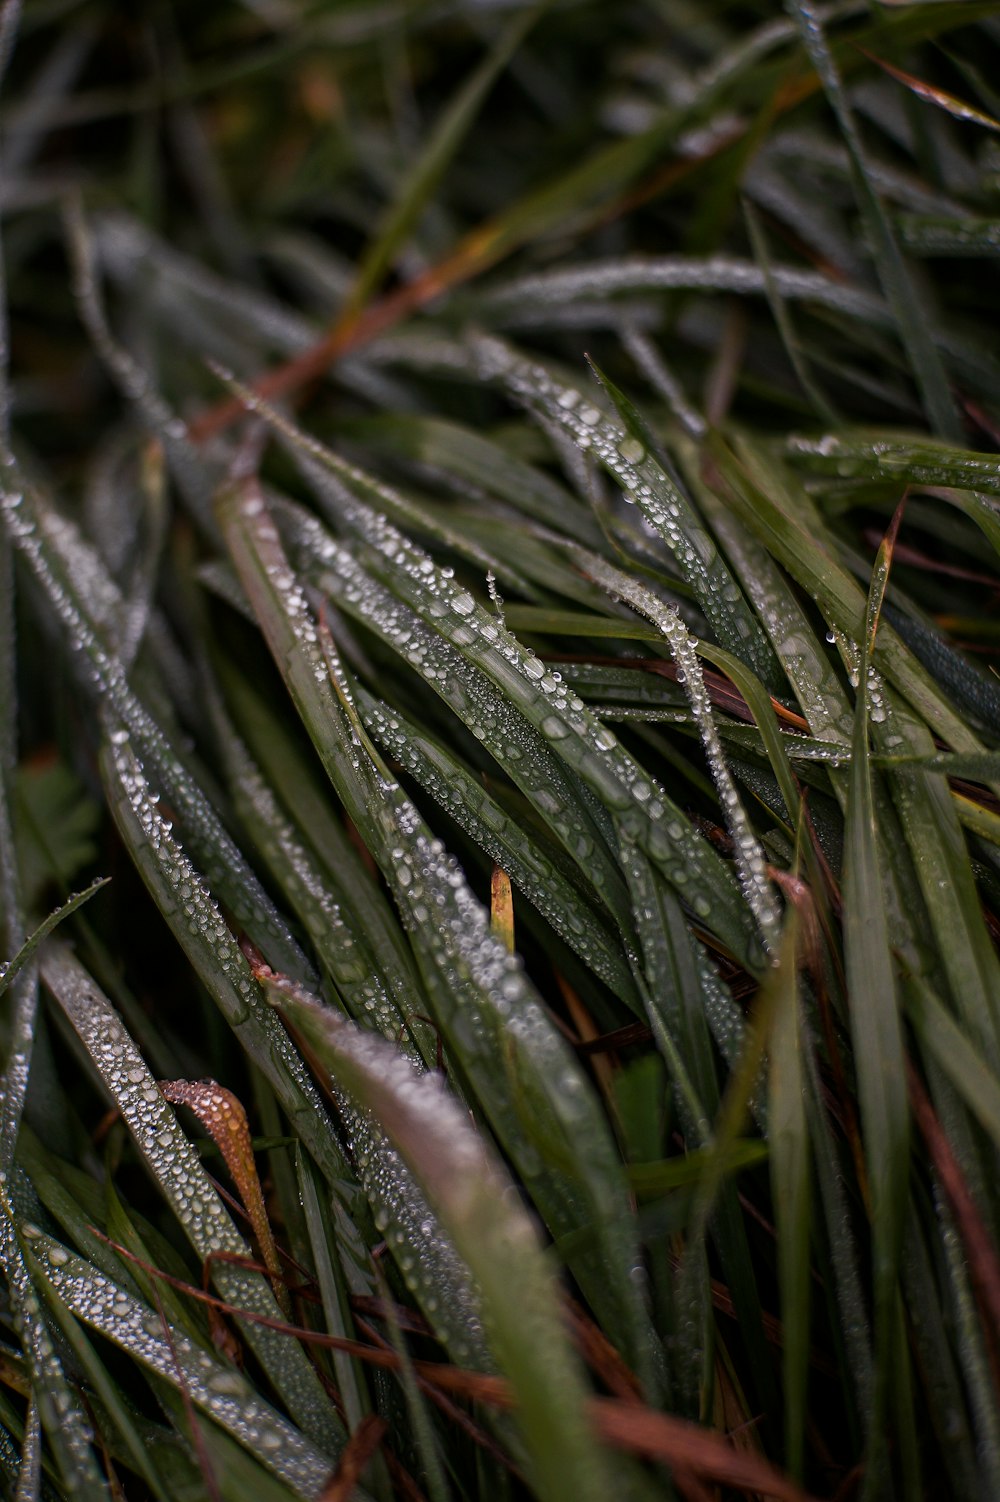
<box><xmin>784</xmin><ymin>430</ymin><xmax>1000</xmax><ymax>497</ymax></box>
<box><xmin>344</xmin><ymin>6</ymin><xmax>540</xmax><ymax>315</ymax></box>
<box><xmin>906</xmin><ymin>976</ymin><xmax>1000</xmax><ymax>1152</ymax></box>
<box><xmin>571</xmin><ymin>543</ymin><xmax>781</xmax><ymax>954</ymax></box>
<box><xmin>475</xmin><ymin>337</ymin><xmax>783</xmax><ymax>691</ymax></box>
<box><xmin>0</xmin><ymin>878</ymin><xmax>109</xmax><ymax>1003</ymax></box>
<box><xmin>0</xmin><ymin>477</ymin><xmax>313</xmax><ymax>981</ymax></box>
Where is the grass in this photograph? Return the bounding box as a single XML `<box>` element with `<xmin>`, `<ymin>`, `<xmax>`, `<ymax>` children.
<box><xmin>1</xmin><ymin>1</ymin><xmax>1000</xmax><ymax>1498</ymax></box>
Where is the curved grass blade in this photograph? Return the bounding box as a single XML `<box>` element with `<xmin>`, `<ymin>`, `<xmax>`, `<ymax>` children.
<box><xmin>572</xmin><ymin>545</ymin><xmax>781</xmax><ymax>954</ymax></box>
<box><xmin>216</xmin><ymin>484</ymin><xmax>657</xmax><ymax>1388</ymax></box>
<box><xmin>273</xmin><ymin>495</ymin><xmax>633</xmax><ymax>935</ymax></box>
<box><xmin>216</xmin><ymin>659</ymin><xmax>424</xmax><ymax>1032</ymax></box>
<box><xmin>31</xmin><ymin>1275</ymin><xmax>173</xmax><ymax>1502</ymax></box>
<box><xmin>208</xmin><ymin>693</ymin><xmax>411</xmax><ymax>1045</ymax></box>
<box><xmin>0</xmin><ymin>477</ymin><xmax>313</xmax><ymax>982</ymax></box>
<box><xmin>64</xmin><ymin>198</ymin><xmax>219</xmax><ymax>531</ymax></box>
<box><xmin>357</xmin><ymin>688</ymin><xmax>639</xmax><ymax>1008</ymax></box>
<box><xmin>0</xmin><ymin>1195</ymin><xmax>107</xmax><ymax>1498</ymax></box>
<box><xmin>39</xmin><ymin>939</ymin><xmax>343</xmax><ymax>1453</ymax></box>
<box><xmin>98</xmin><ymin>726</ymin><xmax>349</xmax><ymax>1195</ymax></box>
<box><xmin>0</xmin><ymin>878</ymin><xmax>108</xmax><ymax>1002</ymax></box>
<box><xmin>21</xmin><ymin>1230</ymin><xmax>343</xmax><ymax>1502</ymax></box>
<box><xmin>475</xmin><ymin>255</ymin><xmax>888</xmax><ymax>325</ymax></box>
<box><xmin>677</xmin><ymin>437</ymin><xmax>856</xmax><ymax>749</ymax></box>
<box><xmin>262</xmin><ymin>980</ymin><xmax>622</xmax><ymax>1502</ymax></box>
<box><xmin>474</xmin><ymin>336</ymin><xmax>783</xmax><ymax>691</ymax></box>
<box><xmin>710</xmin><ymin>433</ymin><xmax>987</xmax><ymax>755</ymax></box>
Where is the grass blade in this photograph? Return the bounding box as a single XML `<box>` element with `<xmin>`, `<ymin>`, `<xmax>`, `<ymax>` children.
<box><xmin>767</xmin><ymin>909</ymin><xmax>810</xmax><ymax>1481</ymax></box>
<box><xmin>840</xmin><ymin>516</ymin><xmax>910</xmax><ymax>1496</ymax></box>
<box><xmin>262</xmin><ymin>977</ymin><xmax>622</xmax><ymax>1502</ymax></box>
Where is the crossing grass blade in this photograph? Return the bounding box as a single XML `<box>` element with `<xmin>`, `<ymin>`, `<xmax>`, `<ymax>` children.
<box><xmin>708</xmin><ymin>433</ymin><xmax>989</xmax><ymax>755</ymax></box>
<box><xmin>784</xmin><ymin>431</ymin><xmax>1000</xmax><ymax>497</ymax></box>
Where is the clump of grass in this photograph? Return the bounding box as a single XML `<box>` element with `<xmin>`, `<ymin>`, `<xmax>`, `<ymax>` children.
<box><xmin>2</xmin><ymin>2</ymin><xmax>1000</xmax><ymax>1498</ymax></box>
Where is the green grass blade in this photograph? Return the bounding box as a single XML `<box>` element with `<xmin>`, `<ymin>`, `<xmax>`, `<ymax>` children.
<box><xmin>357</xmin><ymin>688</ymin><xmax>639</xmax><ymax>1008</ymax></box>
<box><xmin>218</xmin><ymin>479</ymin><xmax>656</xmax><ymax>1385</ymax></box>
<box><xmin>880</xmin><ymin>710</ymin><xmax>1000</xmax><ymax>1062</ymax></box>
<box><xmin>262</xmin><ymin>980</ymin><xmax>621</xmax><ymax>1502</ymax></box>
<box><xmin>32</xmin><ymin>1278</ymin><xmax>173</xmax><ymax>1502</ymax></box>
<box><xmin>841</xmin><ymin>525</ymin><xmax>910</xmax><ymax>1497</ymax></box>
<box><xmin>0</xmin><ymin>878</ymin><xmax>108</xmax><ymax>1002</ymax></box>
<box><xmin>476</xmin><ymin>337</ymin><xmax>783</xmax><ymax>690</ymax></box>
<box><xmin>573</xmin><ymin>543</ymin><xmax>782</xmax><ymax>954</ymax></box>
<box><xmin>98</xmin><ymin>729</ymin><xmax>348</xmax><ymax>1191</ymax></box>
<box><xmin>711</xmin><ymin>434</ymin><xmax>985</xmax><ymax>754</ymax></box>
<box><xmin>276</xmin><ymin>494</ymin><xmax>633</xmax><ymax>932</ymax></box>
<box><xmin>784</xmin><ymin>430</ymin><xmax>1000</xmax><ymax>498</ymax></box>
<box><xmin>40</xmin><ymin>939</ymin><xmax>344</xmax><ymax>1452</ymax></box>
<box><xmin>0</xmin><ymin>477</ymin><xmax>313</xmax><ymax>981</ymax></box>
<box><xmin>344</xmin><ymin>7</ymin><xmax>539</xmax><ymax>316</ymax></box>
<box><xmin>0</xmin><ymin>1200</ymin><xmax>107</xmax><ymax>1497</ymax></box>
<box><xmin>788</xmin><ymin>1</ymin><xmax>960</xmax><ymax>439</ymax></box>
<box><xmin>216</xmin><ymin>659</ymin><xmax>425</xmax><ymax>1029</ymax></box>
<box><xmin>767</xmin><ymin>909</ymin><xmax>810</xmax><ymax>1480</ymax></box>
<box><xmin>208</xmin><ymin>692</ymin><xmax>410</xmax><ymax>1044</ymax></box>
<box><xmin>906</xmin><ymin>976</ymin><xmax>1000</xmax><ymax>1152</ymax></box>
<box><xmin>22</xmin><ymin>1230</ymin><xmax>342</xmax><ymax>1502</ymax></box>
